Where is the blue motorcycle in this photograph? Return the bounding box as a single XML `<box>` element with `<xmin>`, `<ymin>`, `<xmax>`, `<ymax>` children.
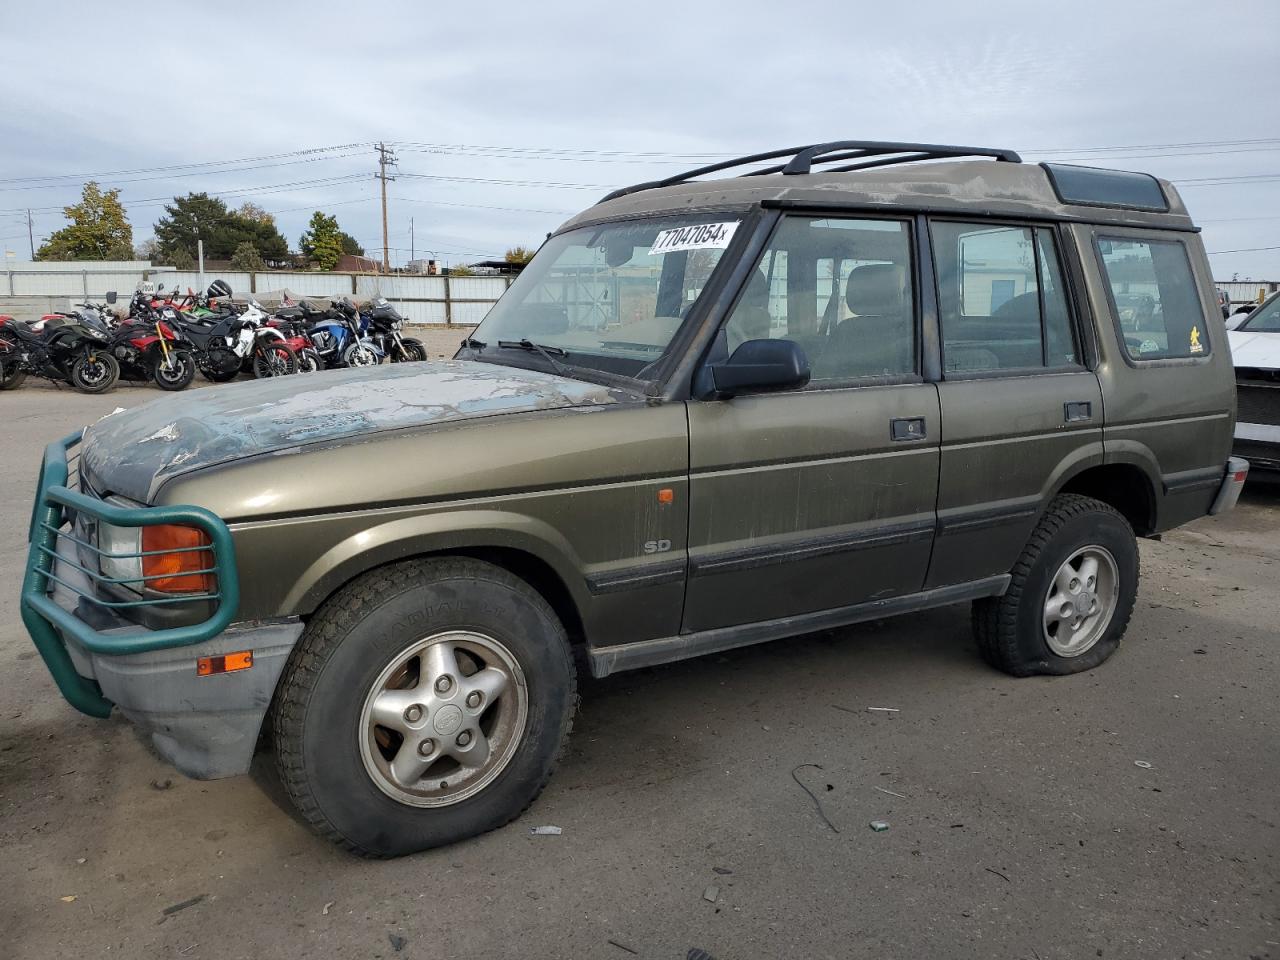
<box><xmin>279</xmin><ymin>297</ymin><xmax>383</xmax><ymax>369</ymax></box>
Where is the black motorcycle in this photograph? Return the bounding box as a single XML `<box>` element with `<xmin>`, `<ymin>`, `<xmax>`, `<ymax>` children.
<box><xmin>156</xmin><ymin>296</ymin><xmax>296</xmax><ymax>381</ymax></box>
<box><xmin>0</xmin><ymin>312</ymin><xmax>119</xmax><ymax>393</ymax></box>
<box><xmin>362</xmin><ymin>298</ymin><xmax>426</xmax><ymax>362</ymax></box>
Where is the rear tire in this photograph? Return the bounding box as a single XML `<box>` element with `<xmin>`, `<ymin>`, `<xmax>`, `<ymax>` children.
<box><xmin>69</xmin><ymin>351</ymin><xmax>119</xmax><ymax>394</ymax></box>
<box><xmin>972</xmin><ymin>494</ymin><xmax>1139</xmax><ymax>677</ymax></box>
<box><xmin>201</xmin><ymin>347</ymin><xmax>241</xmax><ymax>382</ymax></box>
<box><xmin>271</xmin><ymin>558</ymin><xmax>576</xmax><ymax>858</ymax></box>
<box><xmin>0</xmin><ymin>355</ymin><xmax>25</xmax><ymax>390</ymax></box>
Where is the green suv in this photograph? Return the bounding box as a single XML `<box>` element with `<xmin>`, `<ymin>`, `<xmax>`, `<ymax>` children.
<box><xmin>21</xmin><ymin>140</ymin><xmax>1248</xmax><ymax>857</ymax></box>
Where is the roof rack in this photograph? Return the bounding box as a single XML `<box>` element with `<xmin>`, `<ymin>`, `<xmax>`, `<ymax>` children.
<box><xmin>598</xmin><ymin>140</ymin><xmax>1022</xmax><ymax>203</ymax></box>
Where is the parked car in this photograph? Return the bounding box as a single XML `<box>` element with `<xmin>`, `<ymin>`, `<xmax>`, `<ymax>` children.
<box><xmin>21</xmin><ymin>140</ymin><xmax>1247</xmax><ymax>857</ymax></box>
<box><xmin>1227</xmin><ymin>292</ymin><xmax>1280</xmax><ymax>470</ymax></box>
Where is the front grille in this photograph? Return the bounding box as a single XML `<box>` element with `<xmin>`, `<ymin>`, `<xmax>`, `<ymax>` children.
<box><xmin>1236</xmin><ymin>380</ymin><xmax>1280</xmax><ymax>426</ymax></box>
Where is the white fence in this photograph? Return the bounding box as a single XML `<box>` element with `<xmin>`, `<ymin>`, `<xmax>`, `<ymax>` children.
<box><xmin>1219</xmin><ymin>280</ymin><xmax>1278</xmax><ymax>310</ymax></box>
<box><xmin>1</xmin><ymin>262</ymin><xmax>512</xmax><ymax>325</ymax></box>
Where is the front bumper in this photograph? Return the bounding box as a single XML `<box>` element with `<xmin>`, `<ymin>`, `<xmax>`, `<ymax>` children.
<box><xmin>20</xmin><ymin>431</ymin><xmax>301</xmax><ymax>778</ymax></box>
<box><xmin>1233</xmin><ymin>422</ymin><xmax>1280</xmax><ymax>472</ymax></box>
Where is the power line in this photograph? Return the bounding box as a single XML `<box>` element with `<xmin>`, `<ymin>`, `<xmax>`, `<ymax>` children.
<box><xmin>1206</xmin><ymin>245</ymin><xmax>1280</xmax><ymax>255</ymax></box>
<box><xmin>387</xmin><ymin>196</ymin><xmax>574</xmax><ymax>216</ymax></box>
<box><xmin>398</xmin><ymin>172</ymin><xmax>611</xmax><ymax>190</ymax></box>
<box><xmin>0</xmin><ymin>143</ymin><xmax>372</xmax><ymax>186</ymax></box>
<box><xmin>0</xmin><ymin>151</ymin><xmax>369</xmax><ymax>193</ymax></box>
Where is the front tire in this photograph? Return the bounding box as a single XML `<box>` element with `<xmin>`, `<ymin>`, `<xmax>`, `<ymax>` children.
<box><xmin>391</xmin><ymin>338</ymin><xmax>427</xmax><ymax>363</ymax></box>
<box><xmin>972</xmin><ymin>494</ymin><xmax>1139</xmax><ymax>677</ymax></box>
<box><xmin>272</xmin><ymin>558</ymin><xmax>576</xmax><ymax>857</ymax></box>
<box><xmin>69</xmin><ymin>351</ymin><xmax>119</xmax><ymax>394</ymax></box>
<box><xmin>252</xmin><ymin>342</ymin><xmax>298</xmax><ymax>378</ymax></box>
<box><xmin>342</xmin><ymin>341</ymin><xmax>379</xmax><ymax>367</ymax></box>
<box><xmin>298</xmin><ymin>348</ymin><xmax>322</xmax><ymax>373</ymax></box>
<box><xmin>152</xmin><ymin>350</ymin><xmax>195</xmax><ymax>391</ymax></box>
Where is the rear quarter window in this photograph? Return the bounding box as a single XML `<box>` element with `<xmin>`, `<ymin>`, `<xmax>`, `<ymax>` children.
<box><xmin>1097</xmin><ymin>237</ymin><xmax>1209</xmax><ymax>361</ymax></box>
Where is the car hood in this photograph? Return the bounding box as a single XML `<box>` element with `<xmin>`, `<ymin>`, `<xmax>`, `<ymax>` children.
<box><xmin>80</xmin><ymin>360</ymin><xmax>633</xmax><ymax>503</ymax></box>
<box><xmin>1228</xmin><ymin>330</ymin><xmax>1280</xmax><ymax>370</ymax></box>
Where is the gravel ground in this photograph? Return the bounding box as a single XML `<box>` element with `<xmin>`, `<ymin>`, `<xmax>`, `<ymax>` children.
<box><xmin>1</xmin><ymin>378</ymin><xmax>1276</xmax><ymax>960</ymax></box>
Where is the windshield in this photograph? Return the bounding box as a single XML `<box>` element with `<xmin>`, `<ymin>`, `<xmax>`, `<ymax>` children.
<box><xmin>468</xmin><ymin>213</ymin><xmax>744</xmax><ymax>379</ymax></box>
<box><xmin>1241</xmin><ymin>296</ymin><xmax>1280</xmax><ymax>332</ymax></box>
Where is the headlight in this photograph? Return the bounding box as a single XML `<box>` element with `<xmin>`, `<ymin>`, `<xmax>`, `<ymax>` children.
<box><xmin>97</xmin><ymin>499</ymin><xmax>214</xmax><ymax>595</ymax></box>
<box><xmin>98</xmin><ymin>510</ymin><xmax>143</xmax><ymax>589</ymax></box>
<box><xmin>86</xmin><ymin>328</ymin><xmax>107</xmax><ymax>341</ymax></box>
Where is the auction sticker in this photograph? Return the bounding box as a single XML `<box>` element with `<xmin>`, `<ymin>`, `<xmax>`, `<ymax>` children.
<box><xmin>648</xmin><ymin>221</ymin><xmax>739</xmax><ymax>256</ymax></box>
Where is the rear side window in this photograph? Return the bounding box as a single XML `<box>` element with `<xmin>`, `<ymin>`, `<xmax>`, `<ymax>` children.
<box><xmin>931</xmin><ymin>222</ymin><xmax>1079</xmax><ymax>373</ymax></box>
<box><xmin>1097</xmin><ymin>237</ymin><xmax>1209</xmax><ymax>360</ymax></box>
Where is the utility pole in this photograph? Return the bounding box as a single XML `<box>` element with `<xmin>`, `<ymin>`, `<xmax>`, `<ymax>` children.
<box><xmin>410</xmin><ymin>217</ymin><xmax>415</xmax><ymax>266</ymax></box>
<box><xmin>376</xmin><ymin>142</ymin><xmax>397</xmax><ymax>275</ymax></box>
<box><xmin>26</xmin><ymin>209</ymin><xmax>34</xmax><ymax>259</ymax></box>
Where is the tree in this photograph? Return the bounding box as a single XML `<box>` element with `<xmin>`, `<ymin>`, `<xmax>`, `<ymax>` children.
<box><xmin>299</xmin><ymin>211</ymin><xmax>344</xmax><ymax>270</ymax></box>
<box><xmin>339</xmin><ymin>231</ymin><xmax>364</xmax><ymax>256</ymax></box>
<box><xmin>165</xmin><ymin>247</ymin><xmax>195</xmax><ymax>270</ymax></box>
<box><xmin>236</xmin><ymin>202</ymin><xmax>275</xmax><ymax>226</ymax></box>
<box><xmin>153</xmin><ymin>193</ymin><xmax>289</xmax><ymax>264</ymax></box>
<box><xmin>36</xmin><ymin>181</ymin><xmax>133</xmax><ymax>261</ymax></box>
<box><xmin>504</xmin><ymin>246</ymin><xmax>535</xmax><ymax>265</ymax></box>
<box><xmin>230</xmin><ymin>240</ymin><xmax>267</xmax><ymax>271</ymax></box>
<box><xmin>448</xmin><ymin>263</ymin><xmax>475</xmax><ymax>276</ymax></box>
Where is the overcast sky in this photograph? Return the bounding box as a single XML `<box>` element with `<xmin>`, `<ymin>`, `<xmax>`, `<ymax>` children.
<box><xmin>2</xmin><ymin>0</ymin><xmax>1277</xmax><ymax>281</ymax></box>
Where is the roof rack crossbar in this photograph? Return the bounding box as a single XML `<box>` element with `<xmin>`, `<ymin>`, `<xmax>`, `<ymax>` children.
<box><xmin>597</xmin><ymin>140</ymin><xmax>1022</xmax><ymax>204</ymax></box>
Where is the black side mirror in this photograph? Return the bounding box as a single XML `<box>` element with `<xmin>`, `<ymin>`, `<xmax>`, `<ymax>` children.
<box><xmin>706</xmin><ymin>338</ymin><xmax>810</xmax><ymax>398</ymax></box>
<box><xmin>105</xmin><ymin>291</ymin><xmax>117</xmax><ymax>304</ymax></box>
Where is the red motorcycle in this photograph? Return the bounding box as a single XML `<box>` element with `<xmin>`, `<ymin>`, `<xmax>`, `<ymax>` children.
<box><xmin>97</xmin><ymin>298</ymin><xmax>196</xmax><ymax>391</ymax></box>
<box><xmin>265</xmin><ymin>316</ymin><xmax>322</xmax><ymax>372</ymax></box>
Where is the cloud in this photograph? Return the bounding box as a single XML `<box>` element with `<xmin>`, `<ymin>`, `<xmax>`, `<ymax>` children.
<box><xmin>2</xmin><ymin>0</ymin><xmax>1277</xmax><ymax>276</ymax></box>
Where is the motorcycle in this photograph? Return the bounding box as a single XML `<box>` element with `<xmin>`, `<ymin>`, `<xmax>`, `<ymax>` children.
<box><xmin>264</xmin><ymin>313</ymin><xmax>322</xmax><ymax>372</ymax></box>
<box><xmin>160</xmin><ymin>292</ymin><xmax>297</xmax><ymax>381</ymax></box>
<box><xmin>277</xmin><ymin>297</ymin><xmax>381</xmax><ymax>369</ymax></box>
<box><xmin>361</xmin><ymin>298</ymin><xmax>426</xmax><ymax>362</ymax></box>
<box><xmin>0</xmin><ymin>311</ymin><xmax>119</xmax><ymax>393</ymax></box>
<box><xmin>99</xmin><ymin>298</ymin><xmax>196</xmax><ymax>391</ymax></box>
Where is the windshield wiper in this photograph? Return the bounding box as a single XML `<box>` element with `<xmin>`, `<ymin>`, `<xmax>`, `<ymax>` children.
<box><xmin>497</xmin><ymin>339</ymin><xmax>571</xmax><ymax>375</ymax></box>
<box><xmin>460</xmin><ymin>336</ymin><xmax>486</xmax><ymax>351</ymax></box>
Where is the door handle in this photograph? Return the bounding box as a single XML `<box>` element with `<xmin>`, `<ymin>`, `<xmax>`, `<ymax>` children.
<box><xmin>891</xmin><ymin>417</ymin><xmax>927</xmax><ymax>441</ymax></box>
<box><xmin>1064</xmin><ymin>401</ymin><xmax>1093</xmax><ymax>423</ymax></box>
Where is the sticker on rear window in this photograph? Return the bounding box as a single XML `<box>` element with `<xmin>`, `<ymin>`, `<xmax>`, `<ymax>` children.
<box><xmin>648</xmin><ymin>221</ymin><xmax>739</xmax><ymax>256</ymax></box>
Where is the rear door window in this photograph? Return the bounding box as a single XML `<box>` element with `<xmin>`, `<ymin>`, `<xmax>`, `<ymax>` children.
<box><xmin>1096</xmin><ymin>237</ymin><xmax>1209</xmax><ymax>360</ymax></box>
<box><xmin>931</xmin><ymin>222</ymin><xmax>1079</xmax><ymax>373</ymax></box>
<box><xmin>721</xmin><ymin>216</ymin><xmax>916</xmax><ymax>383</ymax></box>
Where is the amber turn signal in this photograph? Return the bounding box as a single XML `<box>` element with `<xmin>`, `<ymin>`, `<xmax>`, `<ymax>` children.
<box><xmin>197</xmin><ymin>650</ymin><xmax>253</xmax><ymax>677</ymax></box>
<box><xmin>657</xmin><ymin>487</ymin><xmax>675</xmax><ymax>504</ymax></box>
<box><xmin>142</xmin><ymin>524</ymin><xmax>215</xmax><ymax>594</ymax></box>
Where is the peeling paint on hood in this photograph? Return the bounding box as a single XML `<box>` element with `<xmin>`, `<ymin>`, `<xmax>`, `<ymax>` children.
<box><xmin>80</xmin><ymin>360</ymin><xmax>632</xmax><ymax>502</ymax></box>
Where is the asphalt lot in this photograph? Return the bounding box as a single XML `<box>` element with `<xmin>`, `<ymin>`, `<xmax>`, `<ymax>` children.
<box><xmin>1</xmin><ymin>378</ymin><xmax>1277</xmax><ymax>960</ymax></box>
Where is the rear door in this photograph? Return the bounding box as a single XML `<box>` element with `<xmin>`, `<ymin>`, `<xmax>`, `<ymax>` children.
<box><xmin>1082</xmin><ymin>227</ymin><xmax>1235</xmax><ymax>527</ymax></box>
<box><xmin>683</xmin><ymin>214</ymin><xmax>940</xmax><ymax>633</ymax></box>
<box><xmin>925</xmin><ymin>220</ymin><xmax>1104</xmax><ymax>589</ymax></box>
